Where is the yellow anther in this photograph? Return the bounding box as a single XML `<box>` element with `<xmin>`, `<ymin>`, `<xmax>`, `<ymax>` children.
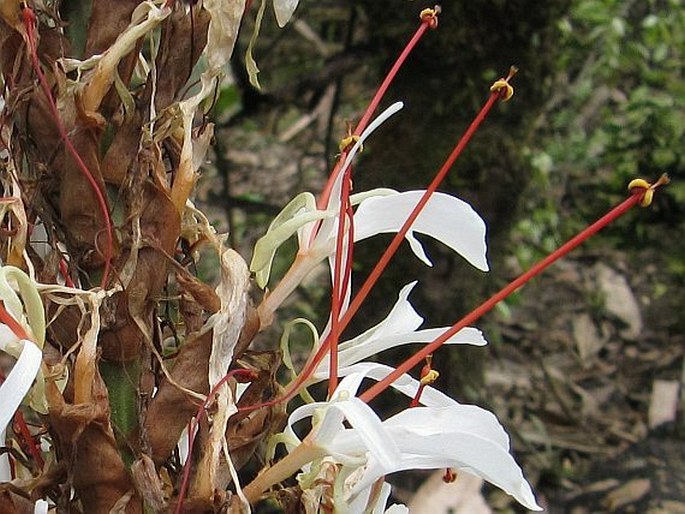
<box><xmin>420</xmin><ymin>369</ymin><xmax>439</xmax><ymax>386</ymax></box>
<box><xmin>419</xmin><ymin>5</ymin><xmax>441</xmax><ymax>29</ymax></box>
<box><xmin>489</xmin><ymin>65</ymin><xmax>518</xmax><ymax>102</ymax></box>
<box><xmin>339</xmin><ymin>134</ymin><xmax>361</xmax><ymax>153</ymax></box>
<box><xmin>628</xmin><ymin>173</ymin><xmax>670</xmax><ymax>207</ymax></box>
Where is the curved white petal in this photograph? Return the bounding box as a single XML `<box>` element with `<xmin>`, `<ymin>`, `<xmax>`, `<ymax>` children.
<box><xmin>34</xmin><ymin>499</ymin><xmax>49</xmax><ymax>514</ymax></box>
<box><xmin>273</xmin><ymin>0</ymin><xmax>299</xmax><ymax>27</ymax></box>
<box><xmin>0</xmin><ymin>340</ymin><xmax>42</xmax><ymax>481</ymax></box>
<box><xmin>315</xmin><ymin>282</ymin><xmax>487</xmax><ymax>376</ymax></box>
<box><xmin>346</xmin><ymin>406</ymin><xmax>541</xmax><ymax>511</ymax></box>
<box><xmin>317</xmin><ymin>102</ymin><xmax>404</xmax><ymax>245</ymax></box>
<box><xmin>315</xmin><ymin>398</ymin><xmax>399</xmax><ymax>470</ymax></box>
<box><xmin>339</xmin><ymin>327</ymin><xmax>486</xmax><ymax>371</ymax></box>
<box><xmin>321</xmin><ymin>281</ymin><xmax>420</xmax><ymax>356</ymax></box>
<box><xmin>352</xmin><ymin>191</ymin><xmax>489</xmax><ymax>271</ymax></box>
<box><xmin>283</xmin><ymin>389</ymin><xmax>400</xmax><ymax>470</ymax></box>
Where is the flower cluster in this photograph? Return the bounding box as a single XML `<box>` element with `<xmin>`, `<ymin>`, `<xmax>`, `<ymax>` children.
<box><xmin>242</xmin><ymin>79</ymin><xmax>542</xmax><ymax>512</ymax></box>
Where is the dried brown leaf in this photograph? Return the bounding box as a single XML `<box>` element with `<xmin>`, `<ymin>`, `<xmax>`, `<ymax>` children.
<box><xmin>131</xmin><ymin>454</ymin><xmax>169</xmax><ymax>513</ymax></box>
<box><xmin>602</xmin><ymin>478</ymin><xmax>651</xmax><ymax>511</ymax></box>
<box><xmin>155</xmin><ymin>5</ymin><xmax>211</xmax><ymax>111</ymax></box>
<box><xmin>145</xmin><ymin>331</ymin><xmax>211</xmax><ymax>464</ymax></box>
<box><xmin>47</xmin><ymin>370</ymin><xmax>140</xmax><ymax>513</ymax></box>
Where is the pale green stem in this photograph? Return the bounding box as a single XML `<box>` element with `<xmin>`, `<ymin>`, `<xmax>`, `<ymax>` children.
<box><xmin>242</xmin><ymin>440</ymin><xmax>326</xmax><ymax>503</ymax></box>
<box><xmin>256</xmin><ymin>252</ymin><xmax>324</xmax><ymax>330</ymax></box>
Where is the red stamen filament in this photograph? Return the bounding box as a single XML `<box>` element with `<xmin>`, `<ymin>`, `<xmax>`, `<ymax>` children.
<box><xmin>410</xmin><ymin>357</ymin><xmax>435</xmax><ymax>407</ymax></box>
<box><xmin>0</xmin><ymin>301</ymin><xmax>30</xmax><ymax>341</ymax></box>
<box><xmin>58</xmin><ymin>258</ymin><xmax>75</xmax><ymax>288</ymax></box>
<box><xmin>175</xmin><ymin>368</ymin><xmax>257</xmax><ymax>514</ymax></box>
<box><xmin>12</xmin><ymin>411</ymin><xmax>44</xmax><ymax>471</ymax></box>
<box><xmin>317</xmin><ymin>9</ymin><xmax>438</xmax><ymax>211</ymax></box>
<box><xmin>22</xmin><ymin>6</ymin><xmax>114</xmax><ymax>288</ymax></box>
<box><xmin>360</xmin><ymin>183</ymin><xmax>661</xmax><ymax>403</ymax></box>
<box><xmin>327</xmin><ymin>166</ymin><xmax>354</xmax><ymax>397</ymax></box>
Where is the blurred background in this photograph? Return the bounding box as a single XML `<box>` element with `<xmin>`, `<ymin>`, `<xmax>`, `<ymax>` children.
<box><xmin>194</xmin><ymin>0</ymin><xmax>684</xmax><ymax>512</ymax></box>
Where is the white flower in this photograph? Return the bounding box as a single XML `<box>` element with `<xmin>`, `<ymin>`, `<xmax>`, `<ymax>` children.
<box><xmin>277</xmin><ymin>369</ymin><xmax>541</xmax><ymax>513</ymax></box>
<box><xmin>250</xmin><ymin>102</ymin><xmax>489</xmax><ymax>327</ymax></box>
<box><xmin>250</xmin><ymin>102</ymin><xmax>405</xmax><ymax>289</ymax></box>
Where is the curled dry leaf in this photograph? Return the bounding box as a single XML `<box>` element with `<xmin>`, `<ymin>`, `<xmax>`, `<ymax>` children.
<box><xmin>145</xmin><ymin>330</ymin><xmax>213</xmax><ymax>464</ymax></box>
<box><xmin>46</xmin><ymin>371</ymin><xmax>139</xmax><ymax>513</ymax></box>
<box><xmin>131</xmin><ymin>454</ymin><xmax>169</xmax><ymax>513</ymax></box>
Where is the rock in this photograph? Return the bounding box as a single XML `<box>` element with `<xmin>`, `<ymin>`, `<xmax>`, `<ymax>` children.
<box><xmin>594</xmin><ymin>263</ymin><xmax>643</xmax><ymax>339</ymax></box>
<box><xmin>573</xmin><ymin>312</ymin><xmax>606</xmax><ymax>363</ymax></box>
<box><xmin>648</xmin><ymin>379</ymin><xmax>681</xmax><ymax>429</ymax></box>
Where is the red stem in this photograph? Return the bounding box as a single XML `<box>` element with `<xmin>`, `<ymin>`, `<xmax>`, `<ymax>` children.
<box><xmin>22</xmin><ymin>7</ymin><xmax>114</xmax><ymax>288</ymax></box>
<box><xmin>360</xmin><ymin>192</ymin><xmax>644</xmax><ymax>403</ymax></box>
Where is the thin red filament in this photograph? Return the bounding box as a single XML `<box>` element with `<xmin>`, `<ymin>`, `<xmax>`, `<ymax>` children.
<box><xmin>0</xmin><ymin>301</ymin><xmax>30</xmax><ymax>341</ymax></box>
<box><xmin>22</xmin><ymin>6</ymin><xmax>114</xmax><ymax>288</ymax></box>
<box><xmin>360</xmin><ymin>190</ymin><xmax>646</xmax><ymax>403</ymax></box>
<box><xmin>318</xmin><ymin>14</ymin><xmax>435</xmax><ymax>210</ymax></box>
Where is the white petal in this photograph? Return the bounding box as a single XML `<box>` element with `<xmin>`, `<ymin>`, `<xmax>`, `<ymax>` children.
<box><xmin>273</xmin><ymin>0</ymin><xmax>299</xmax><ymax>27</ymax></box>
<box><xmin>352</xmin><ymin>191</ymin><xmax>489</xmax><ymax>271</ymax></box>
<box><xmin>329</xmin><ymin>282</ymin><xmax>422</xmax><ymax>358</ymax></box>
<box><xmin>317</xmin><ymin>398</ymin><xmax>399</xmax><ymax>470</ymax></box>
<box><xmin>374</xmin><ymin>482</ymin><xmax>394</xmax><ymax>514</ymax></box>
<box><xmin>350</xmin><ymin>406</ymin><xmax>541</xmax><ymax>511</ymax></box>
<box><xmin>317</xmin><ymin>103</ymin><xmax>404</xmax><ymax>245</ymax></box>
<box><xmin>0</xmin><ymin>340</ymin><xmax>42</xmax><ymax>481</ymax></box>
<box><xmin>337</xmin><ymin>326</ymin><xmax>487</xmax><ymax>371</ymax></box>
<box><xmin>315</xmin><ymin>283</ymin><xmax>488</xmax><ymax>375</ymax></box>
<box><xmin>316</xmin><ymin>282</ymin><xmax>421</xmax><ymax>375</ymax></box>
<box><xmin>34</xmin><ymin>499</ymin><xmax>49</xmax><ymax>514</ymax></box>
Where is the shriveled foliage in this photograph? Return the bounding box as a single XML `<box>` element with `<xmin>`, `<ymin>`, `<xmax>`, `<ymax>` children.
<box><xmin>0</xmin><ymin>1</ymin><xmax>280</xmax><ymax>511</ymax></box>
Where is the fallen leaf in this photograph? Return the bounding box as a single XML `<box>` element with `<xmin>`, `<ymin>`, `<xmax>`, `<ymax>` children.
<box><xmin>602</xmin><ymin>478</ymin><xmax>651</xmax><ymax>511</ymax></box>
